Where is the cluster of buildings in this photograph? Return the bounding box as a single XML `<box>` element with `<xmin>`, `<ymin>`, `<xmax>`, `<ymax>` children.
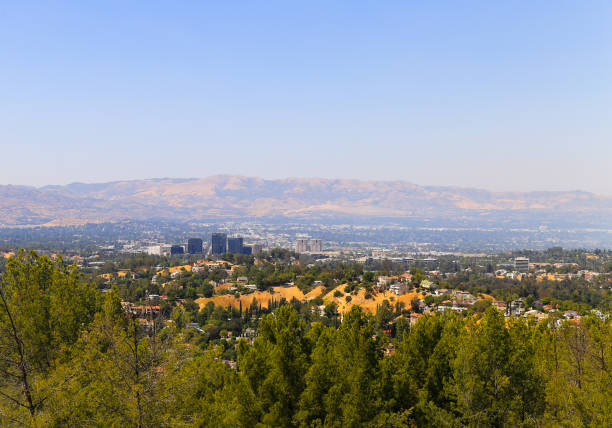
<box><xmin>153</xmin><ymin>259</ymin><xmax>261</xmax><ymax>290</ymax></box>
<box><xmin>167</xmin><ymin>234</ymin><xmax>263</xmax><ymax>256</ymax></box>
<box><xmin>488</xmin><ymin>258</ymin><xmax>602</xmax><ymax>283</ymax></box>
<box><xmin>535</xmin><ymin>271</ymin><xmax>601</xmax><ymax>282</ymax></box>
<box><xmin>169</xmin><ymin>238</ymin><xmax>204</xmax><ymax>255</ymax></box>
<box><xmin>209</xmin><ymin>233</ymin><xmax>263</xmax><ymax>255</ymax></box>
<box><xmin>295</xmin><ymin>237</ymin><xmax>322</xmax><ymax>254</ymax></box>
<box><xmin>373</xmin><ymin>269</ymin><xmax>609</xmax><ymax>323</ymax></box>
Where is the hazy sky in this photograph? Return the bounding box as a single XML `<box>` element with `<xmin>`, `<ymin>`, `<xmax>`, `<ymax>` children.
<box><xmin>1</xmin><ymin>1</ymin><xmax>611</xmax><ymax>193</ymax></box>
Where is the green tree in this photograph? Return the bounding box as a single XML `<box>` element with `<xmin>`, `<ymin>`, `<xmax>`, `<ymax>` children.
<box><xmin>376</xmin><ymin>299</ymin><xmax>394</xmax><ymax>331</ymax></box>
<box><xmin>241</xmin><ymin>305</ymin><xmax>311</xmax><ymax>426</ymax></box>
<box><xmin>451</xmin><ymin>307</ymin><xmax>514</xmax><ymax>426</ymax></box>
<box><xmin>298</xmin><ymin>306</ymin><xmax>382</xmax><ymax>427</ymax></box>
<box><xmin>0</xmin><ymin>251</ymin><xmax>99</xmax><ymax>424</ymax></box>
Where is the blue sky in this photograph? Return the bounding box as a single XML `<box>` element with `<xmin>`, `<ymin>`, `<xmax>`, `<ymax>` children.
<box><xmin>1</xmin><ymin>1</ymin><xmax>611</xmax><ymax>192</ymax></box>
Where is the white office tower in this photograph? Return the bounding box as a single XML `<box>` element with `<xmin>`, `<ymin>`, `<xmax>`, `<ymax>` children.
<box><xmin>514</xmin><ymin>257</ymin><xmax>529</xmax><ymax>273</ymax></box>
<box><xmin>295</xmin><ymin>238</ymin><xmax>310</xmax><ymax>253</ymax></box>
<box><xmin>295</xmin><ymin>238</ymin><xmax>323</xmax><ymax>253</ymax></box>
<box><xmin>145</xmin><ymin>245</ymin><xmax>162</xmax><ymax>256</ymax></box>
<box><xmin>309</xmin><ymin>238</ymin><xmax>322</xmax><ymax>253</ymax></box>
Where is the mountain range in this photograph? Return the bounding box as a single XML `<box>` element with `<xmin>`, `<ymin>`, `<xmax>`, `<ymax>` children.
<box><xmin>1</xmin><ymin>176</ymin><xmax>611</xmax><ymax>228</ymax></box>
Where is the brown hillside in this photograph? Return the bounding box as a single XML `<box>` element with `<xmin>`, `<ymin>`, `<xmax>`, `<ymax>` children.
<box><xmin>195</xmin><ymin>283</ymin><xmax>421</xmax><ymax>315</ymax></box>
<box><xmin>321</xmin><ymin>284</ymin><xmax>422</xmax><ymax>314</ymax></box>
<box><xmin>196</xmin><ymin>285</ymin><xmax>326</xmax><ymax>310</ymax></box>
<box><xmin>2</xmin><ymin>176</ymin><xmax>609</xmax><ymax>226</ymax></box>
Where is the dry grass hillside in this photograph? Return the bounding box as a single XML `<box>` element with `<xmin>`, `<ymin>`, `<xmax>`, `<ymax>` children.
<box><xmin>320</xmin><ymin>284</ymin><xmax>422</xmax><ymax>314</ymax></box>
<box><xmin>196</xmin><ymin>285</ymin><xmax>327</xmax><ymax>310</ymax></box>
<box><xmin>195</xmin><ymin>283</ymin><xmax>421</xmax><ymax>315</ymax></box>
<box><xmin>2</xmin><ymin>175</ymin><xmax>609</xmax><ymax>226</ymax></box>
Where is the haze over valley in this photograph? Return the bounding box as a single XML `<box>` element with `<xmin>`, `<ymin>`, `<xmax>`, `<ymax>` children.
<box><xmin>2</xmin><ymin>175</ymin><xmax>611</xmax><ymax>227</ymax></box>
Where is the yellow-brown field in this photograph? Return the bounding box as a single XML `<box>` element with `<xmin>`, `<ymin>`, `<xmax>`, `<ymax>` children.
<box><xmin>196</xmin><ymin>284</ymin><xmax>421</xmax><ymax>314</ymax></box>
<box><xmin>196</xmin><ymin>285</ymin><xmax>326</xmax><ymax>310</ymax></box>
<box><xmin>320</xmin><ymin>284</ymin><xmax>422</xmax><ymax>314</ymax></box>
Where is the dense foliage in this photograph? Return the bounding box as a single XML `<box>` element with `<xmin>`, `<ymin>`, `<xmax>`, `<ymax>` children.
<box><xmin>0</xmin><ymin>252</ymin><xmax>611</xmax><ymax>427</ymax></box>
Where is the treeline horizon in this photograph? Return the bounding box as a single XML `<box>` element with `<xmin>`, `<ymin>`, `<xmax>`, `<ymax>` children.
<box><xmin>0</xmin><ymin>251</ymin><xmax>610</xmax><ymax>427</ymax></box>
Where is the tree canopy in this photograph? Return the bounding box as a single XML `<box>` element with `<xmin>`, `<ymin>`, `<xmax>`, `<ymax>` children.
<box><xmin>0</xmin><ymin>251</ymin><xmax>610</xmax><ymax>427</ymax></box>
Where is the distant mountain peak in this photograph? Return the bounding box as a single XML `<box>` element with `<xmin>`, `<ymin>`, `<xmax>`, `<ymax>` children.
<box><xmin>0</xmin><ymin>175</ymin><xmax>609</xmax><ymax>227</ymax></box>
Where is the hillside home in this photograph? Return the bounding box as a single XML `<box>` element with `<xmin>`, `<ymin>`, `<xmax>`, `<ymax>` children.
<box><xmin>400</xmin><ymin>272</ymin><xmax>413</xmax><ymax>282</ymax></box>
<box><xmin>420</xmin><ymin>279</ymin><xmax>434</xmax><ymax>289</ymax></box>
<box><xmin>389</xmin><ymin>282</ymin><xmax>408</xmax><ymax>296</ymax></box>
<box><xmin>377</xmin><ymin>276</ymin><xmax>393</xmax><ymax>289</ymax></box>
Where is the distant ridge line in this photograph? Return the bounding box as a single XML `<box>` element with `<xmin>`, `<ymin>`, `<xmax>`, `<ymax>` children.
<box><xmin>0</xmin><ymin>175</ymin><xmax>610</xmax><ymax>227</ymax></box>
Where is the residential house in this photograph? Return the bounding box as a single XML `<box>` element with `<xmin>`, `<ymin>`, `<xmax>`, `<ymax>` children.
<box><xmin>420</xmin><ymin>279</ymin><xmax>434</xmax><ymax>289</ymax></box>
<box><xmin>377</xmin><ymin>276</ymin><xmax>393</xmax><ymax>289</ymax></box>
<box><xmin>389</xmin><ymin>282</ymin><xmax>408</xmax><ymax>296</ymax></box>
<box><xmin>409</xmin><ymin>313</ymin><xmax>422</xmax><ymax>326</ymax></box>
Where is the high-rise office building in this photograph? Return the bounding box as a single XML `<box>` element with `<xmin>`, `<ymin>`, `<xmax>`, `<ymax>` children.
<box><xmin>251</xmin><ymin>244</ymin><xmax>263</xmax><ymax>254</ymax></box>
<box><xmin>295</xmin><ymin>238</ymin><xmax>323</xmax><ymax>253</ymax></box>
<box><xmin>309</xmin><ymin>238</ymin><xmax>322</xmax><ymax>253</ymax></box>
<box><xmin>211</xmin><ymin>233</ymin><xmax>227</xmax><ymax>255</ymax></box>
<box><xmin>227</xmin><ymin>237</ymin><xmax>244</xmax><ymax>254</ymax></box>
<box><xmin>187</xmin><ymin>238</ymin><xmax>203</xmax><ymax>254</ymax></box>
<box><xmin>514</xmin><ymin>257</ymin><xmax>529</xmax><ymax>273</ymax></box>
<box><xmin>170</xmin><ymin>245</ymin><xmax>184</xmax><ymax>255</ymax></box>
<box><xmin>242</xmin><ymin>246</ymin><xmax>252</xmax><ymax>255</ymax></box>
<box><xmin>145</xmin><ymin>245</ymin><xmax>162</xmax><ymax>256</ymax></box>
<box><xmin>295</xmin><ymin>238</ymin><xmax>309</xmax><ymax>253</ymax></box>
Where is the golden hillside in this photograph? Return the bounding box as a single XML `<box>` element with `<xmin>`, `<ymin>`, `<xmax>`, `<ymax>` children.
<box><xmin>196</xmin><ymin>284</ymin><xmax>421</xmax><ymax>315</ymax></box>
<box><xmin>196</xmin><ymin>285</ymin><xmax>327</xmax><ymax>310</ymax></box>
<box><xmin>320</xmin><ymin>284</ymin><xmax>422</xmax><ymax>314</ymax></box>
